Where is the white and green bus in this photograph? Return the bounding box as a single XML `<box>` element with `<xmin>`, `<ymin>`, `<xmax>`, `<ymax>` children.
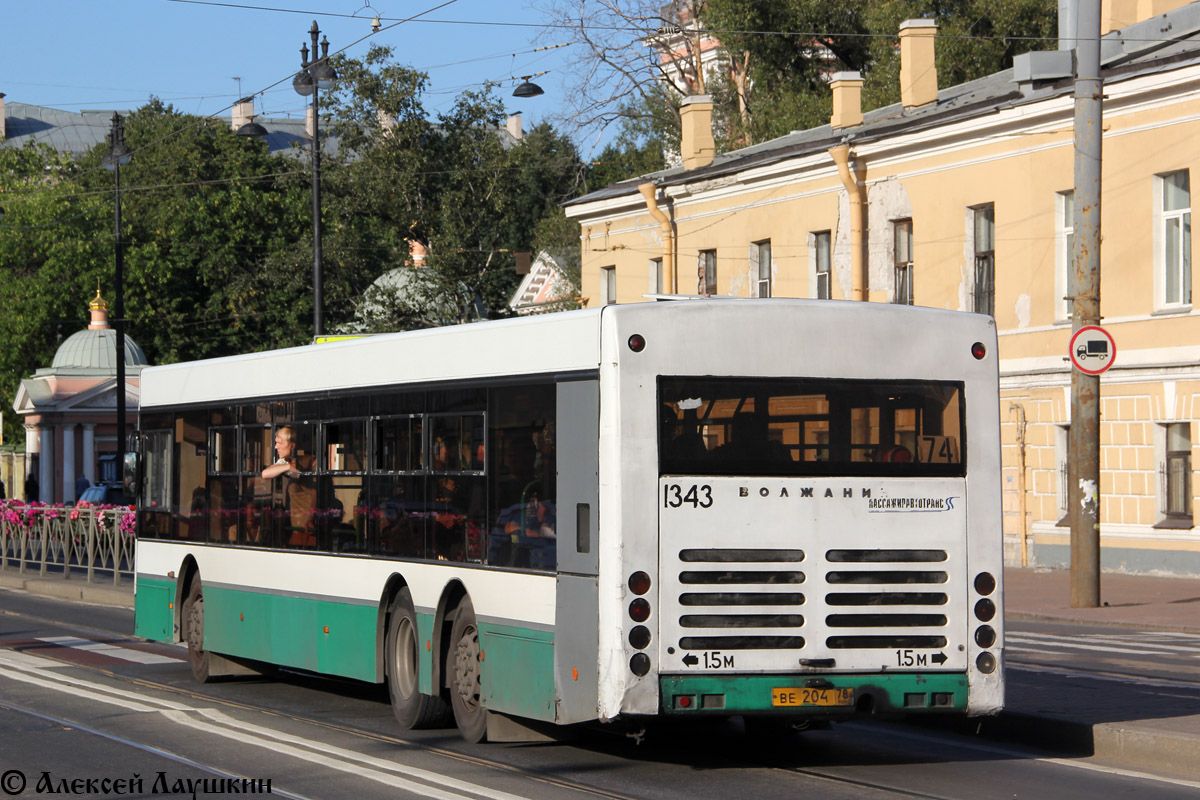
<box><xmin>132</xmin><ymin>299</ymin><xmax>1003</xmax><ymax>742</ymax></box>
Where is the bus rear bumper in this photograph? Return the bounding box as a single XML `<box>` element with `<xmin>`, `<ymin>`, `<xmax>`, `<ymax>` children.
<box><xmin>659</xmin><ymin>672</ymin><xmax>969</xmax><ymax>716</ymax></box>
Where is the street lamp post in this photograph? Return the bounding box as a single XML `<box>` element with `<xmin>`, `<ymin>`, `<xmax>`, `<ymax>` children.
<box><xmin>293</xmin><ymin>21</ymin><xmax>337</xmax><ymax>337</ymax></box>
<box><xmin>102</xmin><ymin>113</ymin><xmax>132</xmax><ymax>460</ymax></box>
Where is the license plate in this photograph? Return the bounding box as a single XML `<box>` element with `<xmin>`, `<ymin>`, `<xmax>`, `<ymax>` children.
<box><xmin>771</xmin><ymin>687</ymin><xmax>854</xmax><ymax>707</ymax></box>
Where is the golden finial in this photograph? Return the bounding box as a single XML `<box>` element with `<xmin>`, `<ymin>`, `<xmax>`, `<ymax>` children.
<box><xmin>89</xmin><ymin>282</ymin><xmax>108</xmax><ymax>312</ymax></box>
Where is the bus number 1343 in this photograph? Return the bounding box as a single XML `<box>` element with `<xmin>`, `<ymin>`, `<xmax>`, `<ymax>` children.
<box><xmin>664</xmin><ymin>484</ymin><xmax>713</xmax><ymax>509</ymax></box>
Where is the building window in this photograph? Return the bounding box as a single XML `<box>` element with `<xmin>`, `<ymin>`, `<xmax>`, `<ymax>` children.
<box><xmin>813</xmin><ymin>231</ymin><xmax>831</xmax><ymax>299</ymax></box>
<box><xmin>972</xmin><ymin>204</ymin><xmax>995</xmax><ymax>316</ymax></box>
<box><xmin>603</xmin><ymin>265</ymin><xmax>616</xmax><ymax>305</ymax></box>
<box><xmin>1055</xmin><ymin>424</ymin><xmax>1069</xmax><ymax>527</ymax></box>
<box><xmin>1157</xmin><ymin>422</ymin><xmax>1193</xmax><ymax>528</ymax></box>
<box><xmin>755</xmin><ymin>240</ymin><xmax>772</xmax><ymax>298</ymax></box>
<box><xmin>1056</xmin><ymin>191</ymin><xmax>1074</xmax><ymax>322</ymax></box>
<box><xmin>699</xmin><ymin>249</ymin><xmax>717</xmax><ymax>295</ymax></box>
<box><xmin>893</xmin><ymin>219</ymin><xmax>913</xmax><ymax>305</ymax></box>
<box><xmin>1157</xmin><ymin>170</ymin><xmax>1191</xmax><ymax>308</ymax></box>
<box><xmin>649</xmin><ymin>258</ymin><xmax>663</xmax><ymax>295</ymax></box>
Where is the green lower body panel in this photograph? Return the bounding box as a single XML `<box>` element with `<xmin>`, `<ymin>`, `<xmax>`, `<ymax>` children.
<box><xmin>479</xmin><ymin>622</ymin><xmax>556</xmax><ymax>722</ymax></box>
<box><xmin>660</xmin><ymin>673</ymin><xmax>969</xmax><ymax>716</ymax></box>
<box><xmin>134</xmin><ymin>577</ymin><xmax>176</xmax><ymax>642</ymax></box>
<box><xmin>204</xmin><ymin>585</ymin><xmax>379</xmax><ymax>683</ymax></box>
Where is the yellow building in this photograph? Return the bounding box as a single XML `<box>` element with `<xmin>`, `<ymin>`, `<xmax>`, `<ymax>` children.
<box><xmin>566</xmin><ymin>5</ymin><xmax>1200</xmax><ymax>575</ymax></box>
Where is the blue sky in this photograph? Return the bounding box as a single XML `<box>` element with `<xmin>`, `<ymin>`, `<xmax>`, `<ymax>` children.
<box><xmin>2</xmin><ymin>0</ymin><xmax>594</xmax><ymax>150</ymax></box>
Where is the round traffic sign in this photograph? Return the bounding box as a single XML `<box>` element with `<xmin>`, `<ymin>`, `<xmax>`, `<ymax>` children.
<box><xmin>1069</xmin><ymin>325</ymin><xmax>1116</xmax><ymax>375</ymax></box>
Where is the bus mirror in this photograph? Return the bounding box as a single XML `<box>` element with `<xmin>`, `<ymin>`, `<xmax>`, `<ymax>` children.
<box><xmin>123</xmin><ymin>451</ymin><xmax>141</xmax><ymax>500</ymax></box>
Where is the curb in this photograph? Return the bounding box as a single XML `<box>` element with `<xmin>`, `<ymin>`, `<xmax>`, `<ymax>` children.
<box><xmin>1091</xmin><ymin>719</ymin><xmax>1200</xmax><ymax>781</ymax></box>
<box><xmin>918</xmin><ymin>710</ymin><xmax>1200</xmax><ymax>782</ymax></box>
<box><xmin>0</xmin><ymin>572</ymin><xmax>134</xmax><ymax>609</ymax></box>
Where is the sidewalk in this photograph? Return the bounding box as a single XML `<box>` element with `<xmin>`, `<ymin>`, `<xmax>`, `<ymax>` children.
<box><xmin>996</xmin><ymin>566</ymin><xmax>1200</xmax><ymax>781</ymax></box>
<box><xmin>2</xmin><ymin>564</ymin><xmax>1198</xmax><ymax>780</ymax></box>
<box><xmin>0</xmin><ymin>566</ymin><xmax>134</xmax><ymax>609</ymax></box>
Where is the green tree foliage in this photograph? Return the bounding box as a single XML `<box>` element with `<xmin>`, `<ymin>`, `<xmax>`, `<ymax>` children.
<box><xmin>0</xmin><ymin>55</ymin><xmax>587</xmax><ymax>440</ymax></box>
<box><xmin>703</xmin><ymin>0</ymin><xmax>1058</xmax><ymax>147</ymax></box>
<box><xmin>0</xmin><ymin>142</ymin><xmax>109</xmax><ymax>444</ymax></box>
<box><xmin>326</xmin><ymin>46</ymin><xmax>586</xmax><ymax>331</ymax></box>
<box><xmin>71</xmin><ymin>99</ymin><xmax>312</xmax><ymax>361</ymax></box>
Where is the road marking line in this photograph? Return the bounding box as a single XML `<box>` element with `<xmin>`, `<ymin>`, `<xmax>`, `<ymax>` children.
<box><xmin>0</xmin><ymin>650</ymin><xmax>194</xmax><ymax>710</ymax></box>
<box><xmin>1018</xmin><ymin>631</ymin><xmax>1200</xmax><ymax>653</ymax></box>
<box><xmin>195</xmin><ymin>708</ymin><xmax>531</xmax><ymax>800</ymax></box>
<box><xmin>165</xmin><ymin>710</ymin><xmax>525</xmax><ymax>800</ymax></box>
<box><xmin>1005</xmin><ymin>634</ymin><xmax>1193</xmax><ymax>657</ymax></box>
<box><xmin>37</xmin><ymin>635</ymin><xmax>183</xmax><ymax>664</ymax></box>
<box><xmin>0</xmin><ymin>649</ymin><xmax>533</xmax><ymax>800</ymax></box>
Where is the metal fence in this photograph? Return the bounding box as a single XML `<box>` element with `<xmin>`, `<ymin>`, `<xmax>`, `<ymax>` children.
<box><xmin>0</xmin><ymin>502</ymin><xmax>135</xmax><ymax>584</ymax></box>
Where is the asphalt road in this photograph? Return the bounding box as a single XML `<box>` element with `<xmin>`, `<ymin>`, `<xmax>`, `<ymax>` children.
<box><xmin>1</xmin><ymin>588</ymin><xmax>1197</xmax><ymax>800</ymax></box>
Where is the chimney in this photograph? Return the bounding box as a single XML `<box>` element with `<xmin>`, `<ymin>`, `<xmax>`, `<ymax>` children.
<box><xmin>899</xmin><ymin>19</ymin><xmax>939</xmax><ymax>110</ymax></box>
<box><xmin>0</xmin><ymin>92</ymin><xmax>6</xmax><ymax>141</ymax></box>
<box><xmin>506</xmin><ymin>114</ymin><xmax>523</xmax><ymax>141</ymax></box>
<box><xmin>679</xmin><ymin>95</ymin><xmax>715</xmax><ymax>170</ymax></box>
<box><xmin>232</xmin><ymin>96</ymin><xmax>254</xmax><ymax>132</ymax></box>
<box><xmin>829</xmin><ymin>72</ymin><xmax>864</xmax><ymax>129</ymax></box>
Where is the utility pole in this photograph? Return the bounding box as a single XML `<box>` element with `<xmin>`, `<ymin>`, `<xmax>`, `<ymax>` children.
<box><xmin>1069</xmin><ymin>0</ymin><xmax>1102</xmax><ymax>607</ymax></box>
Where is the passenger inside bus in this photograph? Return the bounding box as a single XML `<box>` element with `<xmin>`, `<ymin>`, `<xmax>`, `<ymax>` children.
<box><xmin>261</xmin><ymin>425</ymin><xmax>316</xmax><ymax>547</ymax></box>
<box><xmin>489</xmin><ymin>430</ymin><xmax>556</xmax><ymax>569</ymax></box>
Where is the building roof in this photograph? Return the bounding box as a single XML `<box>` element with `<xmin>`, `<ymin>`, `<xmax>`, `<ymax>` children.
<box><xmin>48</xmin><ymin>327</ymin><xmax>148</xmax><ymax>374</ymax></box>
<box><xmin>2</xmin><ymin>101</ymin><xmax>519</xmax><ymax>160</ymax></box>
<box><xmin>0</xmin><ymin>101</ymin><xmax>333</xmax><ymax>157</ymax></box>
<box><xmin>567</xmin><ymin>4</ymin><xmax>1200</xmax><ymax>208</ymax></box>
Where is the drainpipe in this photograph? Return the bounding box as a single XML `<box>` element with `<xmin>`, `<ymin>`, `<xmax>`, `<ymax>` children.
<box><xmin>1010</xmin><ymin>403</ymin><xmax>1029</xmax><ymax>567</ymax></box>
<box><xmin>639</xmin><ymin>182</ymin><xmax>676</xmax><ymax>294</ymax></box>
<box><xmin>828</xmin><ymin>143</ymin><xmax>867</xmax><ymax>301</ymax></box>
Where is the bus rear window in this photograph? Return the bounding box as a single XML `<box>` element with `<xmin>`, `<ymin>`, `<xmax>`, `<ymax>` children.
<box><xmin>660</xmin><ymin>377</ymin><xmax>965</xmax><ymax>477</ymax></box>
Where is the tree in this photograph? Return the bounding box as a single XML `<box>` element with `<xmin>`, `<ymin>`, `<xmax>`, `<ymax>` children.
<box><xmin>73</xmin><ymin>99</ymin><xmax>313</xmax><ymax>361</ymax></box>
<box><xmin>703</xmin><ymin>0</ymin><xmax>1058</xmax><ymax>147</ymax></box>
<box><xmin>534</xmin><ymin>0</ymin><xmax>711</xmax><ymax>151</ymax></box>
<box><xmin>324</xmin><ymin>46</ymin><xmax>587</xmax><ymax>332</ymax></box>
<box><xmin>0</xmin><ymin>142</ymin><xmax>110</xmax><ymax>445</ymax></box>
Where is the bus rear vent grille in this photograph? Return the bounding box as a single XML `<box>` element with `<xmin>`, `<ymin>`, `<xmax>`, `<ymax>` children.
<box><xmin>822</xmin><ymin>550</ymin><xmax>950</xmax><ymax>651</ymax></box>
<box><xmin>674</xmin><ymin>549</ymin><xmax>806</xmax><ymax>649</ymax></box>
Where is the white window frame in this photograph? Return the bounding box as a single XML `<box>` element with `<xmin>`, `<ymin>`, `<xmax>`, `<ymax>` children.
<box><xmin>754</xmin><ymin>240</ymin><xmax>772</xmax><ymax>298</ymax></box>
<box><xmin>648</xmin><ymin>258</ymin><xmax>663</xmax><ymax>295</ymax></box>
<box><xmin>971</xmin><ymin>204</ymin><xmax>995</xmax><ymax>317</ymax></box>
<box><xmin>1055</xmin><ymin>190</ymin><xmax>1074</xmax><ymax>323</ymax></box>
<box><xmin>699</xmin><ymin>249</ymin><xmax>717</xmax><ymax>295</ymax></box>
<box><xmin>1155</xmin><ymin>421</ymin><xmax>1193</xmax><ymax>528</ymax></box>
<box><xmin>1154</xmin><ymin>170</ymin><xmax>1192</xmax><ymax>311</ymax></box>
<box><xmin>810</xmin><ymin>230</ymin><xmax>832</xmax><ymax>299</ymax></box>
<box><xmin>603</xmin><ymin>265</ymin><xmax>616</xmax><ymax>305</ymax></box>
<box><xmin>893</xmin><ymin>219</ymin><xmax>913</xmax><ymax>305</ymax></box>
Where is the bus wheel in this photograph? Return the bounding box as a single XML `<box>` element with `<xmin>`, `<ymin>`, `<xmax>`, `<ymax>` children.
<box><xmin>449</xmin><ymin>598</ymin><xmax>487</xmax><ymax>743</ymax></box>
<box><xmin>182</xmin><ymin>577</ymin><xmax>214</xmax><ymax>683</ymax></box>
<box><xmin>386</xmin><ymin>587</ymin><xmax>449</xmax><ymax>729</ymax></box>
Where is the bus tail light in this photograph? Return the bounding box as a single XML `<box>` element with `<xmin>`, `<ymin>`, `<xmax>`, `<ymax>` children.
<box><xmin>630</xmin><ymin>653</ymin><xmax>650</xmax><ymax>676</ymax></box>
<box><xmin>976</xmin><ymin>652</ymin><xmax>997</xmax><ymax>673</ymax></box>
<box><xmin>629</xmin><ymin>598</ymin><xmax>650</xmax><ymax>623</ymax></box>
<box><xmin>629</xmin><ymin>625</ymin><xmax>651</xmax><ymax>650</ymax></box>
<box><xmin>628</xmin><ymin>571</ymin><xmax>651</xmax><ymax>595</ymax></box>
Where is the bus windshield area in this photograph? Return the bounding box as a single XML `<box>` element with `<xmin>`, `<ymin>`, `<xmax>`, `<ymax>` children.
<box><xmin>659</xmin><ymin>377</ymin><xmax>965</xmax><ymax>477</ymax></box>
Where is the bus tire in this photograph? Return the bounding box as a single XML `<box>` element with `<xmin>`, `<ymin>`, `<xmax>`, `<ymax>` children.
<box><xmin>386</xmin><ymin>587</ymin><xmax>449</xmax><ymax>729</ymax></box>
<box><xmin>182</xmin><ymin>577</ymin><xmax>215</xmax><ymax>683</ymax></box>
<box><xmin>449</xmin><ymin>598</ymin><xmax>487</xmax><ymax>743</ymax></box>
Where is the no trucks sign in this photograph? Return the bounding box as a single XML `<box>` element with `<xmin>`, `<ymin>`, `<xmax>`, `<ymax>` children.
<box><xmin>1069</xmin><ymin>326</ymin><xmax>1116</xmax><ymax>375</ymax></box>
